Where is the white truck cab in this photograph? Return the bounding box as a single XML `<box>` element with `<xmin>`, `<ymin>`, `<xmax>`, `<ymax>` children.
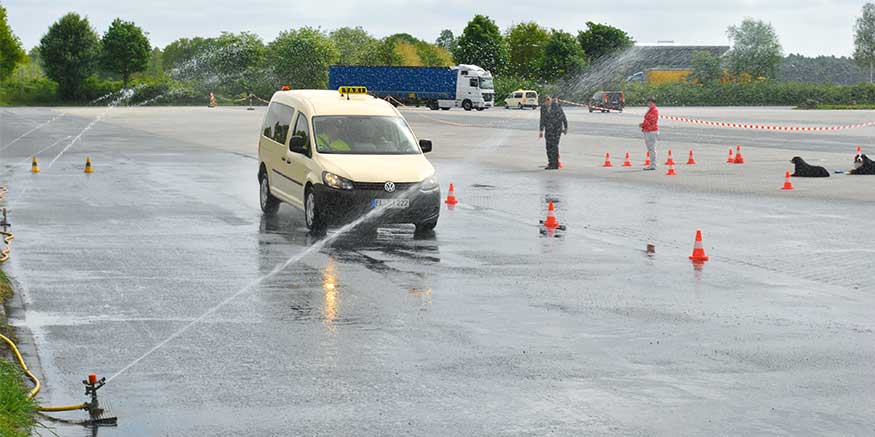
<box><xmin>257</xmin><ymin>87</ymin><xmax>441</xmax><ymax>233</ymax></box>
<box><xmin>437</xmin><ymin>64</ymin><xmax>494</xmax><ymax>111</ymax></box>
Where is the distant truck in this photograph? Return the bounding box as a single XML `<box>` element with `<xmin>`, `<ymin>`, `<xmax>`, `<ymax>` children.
<box><xmin>328</xmin><ymin>64</ymin><xmax>494</xmax><ymax>111</ymax></box>
<box><xmin>627</xmin><ymin>68</ymin><xmax>693</xmax><ymax>85</ymax></box>
<box><xmin>589</xmin><ymin>91</ymin><xmax>625</xmax><ymax>112</ymax></box>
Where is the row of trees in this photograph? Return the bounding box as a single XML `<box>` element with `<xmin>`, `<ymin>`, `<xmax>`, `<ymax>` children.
<box><xmin>442</xmin><ymin>16</ymin><xmax>633</xmax><ymax>82</ymax></box>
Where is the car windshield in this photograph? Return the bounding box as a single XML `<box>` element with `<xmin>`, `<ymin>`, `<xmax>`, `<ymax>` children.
<box><xmin>525</xmin><ymin>92</ymin><xmax>537</xmax><ymax>98</ymax></box>
<box><xmin>479</xmin><ymin>78</ymin><xmax>494</xmax><ymax>89</ymax></box>
<box><xmin>312</xmin><ymin>116</ymin><xmax>421</xmax><ymax>155</ymax></box>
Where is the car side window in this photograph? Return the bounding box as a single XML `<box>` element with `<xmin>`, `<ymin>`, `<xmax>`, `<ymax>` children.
<box><xmin>261</xmin><ymin>102</ymin><xmax>295</xmax><ymax>145</ymax></box>
<box><xmin>291</xmin><ymin>113</ymin><xmax>311</xmax><ymax>156</ymax></box>
<box><xmin>514</xmin><ymin>92</ymin><xmax>523</xmax><ymax>98</ymax></box>
<box><xmin>526</xmin><ymin>92</ymin><xmax>537</xmax><ymax>98</ymax></box>
<box><xmin>469</xmin><ymin>78</ymin><xmax>478</xmax><ymax>87</ymax></box>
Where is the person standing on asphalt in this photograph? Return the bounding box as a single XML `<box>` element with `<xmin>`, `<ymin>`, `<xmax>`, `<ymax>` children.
<box><xmin>640</xmin><ymin>97</ymin><xmax>659</xmax><ymax>171</ymax></box>
<box><xmin>539</xmin><ymin>95</ymin><xmax>568</xmax><ymax>170</ymax></box>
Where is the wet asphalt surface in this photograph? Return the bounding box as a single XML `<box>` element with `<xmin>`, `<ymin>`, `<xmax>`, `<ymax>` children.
<box><xmin>1</xmin><ymin>107</ymin><xmax>874</xmax><ymax>436</ymax></box>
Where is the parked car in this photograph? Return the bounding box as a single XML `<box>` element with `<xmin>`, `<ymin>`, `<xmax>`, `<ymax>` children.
<box><xmin>504</xmin><ymin>90</ymin><xmax>539</xmax><ymax>109</ymax></box>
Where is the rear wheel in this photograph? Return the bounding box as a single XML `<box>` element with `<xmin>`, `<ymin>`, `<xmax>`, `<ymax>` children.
<box><xmin>427</xmin><ymin>100</ymin><xmax>439</xmax><ymax>110</ymax></box>
<box><xmin>260</xmin><ymin>174</ymin><xmax>280</xmax><ymax>215</ymax></box>
<box><xmin>304</xmin><ymin>186</ymin><xmax>327</xmax><ymax>232</ymax></box>
<box><xmin>440</xmin><ymin>107</ymin><xmax>450</xmax><ymax>111</ymax></box>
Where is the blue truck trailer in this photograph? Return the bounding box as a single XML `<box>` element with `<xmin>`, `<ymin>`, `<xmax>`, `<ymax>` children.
<box><xmin>328</xmin><ymin>64</ymin><xmax>494</xmax><ymax>111</ymax></box>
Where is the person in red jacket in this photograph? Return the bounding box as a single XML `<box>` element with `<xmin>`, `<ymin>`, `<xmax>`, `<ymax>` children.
<box><xmin>639</xmin><ymin>97</ymin><xmax>659</xmax><ymax>170</ymax></box>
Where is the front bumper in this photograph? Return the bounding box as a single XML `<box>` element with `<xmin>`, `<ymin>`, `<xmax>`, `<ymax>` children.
<box><xmin>313</xmin><ymin>184</ymin><xmax>441</xmax><ymax>225</ymax></box>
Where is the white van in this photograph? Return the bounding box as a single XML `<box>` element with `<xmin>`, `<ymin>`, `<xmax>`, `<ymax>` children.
<box><xmin>504</xmin><ymin>90</ymin><xmax>538</xmax><ymax>109</ymax></box>
<box><xmin>257</xmin><ymin>87</ymin><xmax>441</xmax><ymax>232</ymax></box>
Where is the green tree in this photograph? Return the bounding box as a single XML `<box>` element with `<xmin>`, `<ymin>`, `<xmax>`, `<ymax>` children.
<box><xmin>540</xmin><ymin>29</ymin><xmax>587</xmax><ymax>82</ymax></box>
<box><xmin>39</xmin><ymin>13</ymin><xmax>101</xmax><ymax>100</ymax></box>
<box><xmin>435</xmin><ymin>29</ymin><xmax>457</xmax><ymax>52</ymax></box>
<box><xmin>162</xmin><ymin>37</ymin><xmax>213</xmax><ymax>72</ymax></box>
<box><xmin>101</xmin><ymin>18</ymin><xmax>151</xmax><ymax>89</ymax></box>
<box><xmin>268</xmin><ymin>27</ymin><xmax>338</xmax><ymax>89</ymax></box>
<box><xmin>576</xmin><ymin>21</ymin><xmax>633</xmax><ymax>62</ymax></box>
<box><xmin>725</xmin><ymin>18</ymin><xmax>783</xmax><ymax>79</ymax></box>
<box><xmin>415</xmin><ymin>41</ymin><xmax>450</xmax><ymax>66</ymax></box>
<box><xmin>330</xmin><ymin>27</ymin><xmax>381</xmax><ymax>65</ymax></box>
<box><xmin>506</xmin><ymin>22</ymin><xmax>549</xmax><ymax>79</ymax></box>
<box><xmin>453</xmin><ymin>14</ymin><xmax>508</xmax><ymax>73</ymax></box>
<box><xmin>145</xmin><ymin>47</ymin><xmax>163</xmax><ymax>77</ymax></box>
<box><xmin>0</xmin><ymin>3</ymin><xmax>26</xmax><ymax>81</ymax></box>
<box><xmin>854</xmin><ymin>3</ymin><xmax>875</xmax><ymax>83</ymax></box>
<box><xmin>688</xmin><ymin>50</ymin><xmax>722</xmax><ymax>85</ymax></box>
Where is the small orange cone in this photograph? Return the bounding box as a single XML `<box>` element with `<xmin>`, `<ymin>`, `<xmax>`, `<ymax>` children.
<box><xmin>643</xmin><ymin>151</ymin><xmax>651</xmax><ymax>166</ymax></box>
<box><xmin>689</xmin><ymin>229</ymin><xmax>709</xmax><ymax>262</ymax></box>
<box><xmin>734</xmin><ymin>145</ymin><xmax>745</xmax><ymax>164</ymax></box>
<box><xmin>444</xmin><ymin>183</ymin><xmax>458</xmax><ymax>205</ymax></box>
<box><xmin>781</xmin><ymin>171</ymin><xmax>794</xmax><ymax>190</ymax></box>
<box><xmin>664</xmin><ymin>150</ymin><xmax>676</xmax><ymax>166</ymax></box>
<box><xmin>622</xmin><ymin>152</ymin><xmax>632</xmax><ymax>167</ymax></box>
<box><xmin>84</xmin><ymin>156</ymin><xmax>93</xmax><ymax>174</ymax></box>
<box><xmin>726</xmin><ymin>148</ymin><xmax>734</xmax><ymax>163</ymax></box>
<box><xmin>31</xmin><ymin>156</ymin><xmax>40</xmax><ymax>173</ymax></box>
<box><xmin>602</xmin><ymin>152</ymin><xmax>613</xmax><ymax>167</ymax></box>
<box><xmin>665</xmin><ymin>162</ymin><xmax>677</xmax><ymax>176</ymax></box>
<box><xmin>558</xmin><ymin>153</ymin><xmax>564</xmax><ymax>169</ymax></box>
<box><xmin>857</xmin><ymin>146</ymin><xmax>862</xmax><ymax>156</ymax></box>
<box><xmin>686</xmin><ymin>149</ymin><xmax>696</xmax><ymax>165</ymax></box>
<box><xmin>542</xmin><ymin>201</ymin><xmax>560</xmax><ymax>229</ymax></box>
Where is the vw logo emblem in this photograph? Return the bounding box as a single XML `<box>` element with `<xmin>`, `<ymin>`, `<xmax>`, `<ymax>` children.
<box><xmin>384</xmin><ymin>182</ymin><xmax>396</xmax><ymax>193</ymax></box>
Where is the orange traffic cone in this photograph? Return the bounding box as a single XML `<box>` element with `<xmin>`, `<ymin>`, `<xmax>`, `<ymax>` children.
<box><xmin>665</xmin><ymin>162</ymin><xmax>677</xmax><ymax>176</ymax></box>
<box><xmin>622</xmin><ymin>152</ymin><xmax>632</xmax><ymax>167</ymax></box>
<box><xmin>444</xmin><ymin>183</ymin><xmax>459</xmax><ymax>205</ymax></box>
<box><xmin>643</xmin><ymin>151</ymin><xmax>651</xmax><ymax>166</ymax></box>
<box><xmin>857</xmin><ymin>146</ymin><xmax>862</xmax><ymax>156</ymax></box>
<box><xmin>734</xmin><ymin>145</ymin><xmax>745</xmax><ymax>164</ymax></box>
<box><xmin>31</xmin><ymin>156</ymin><xmax>40</xmax><ymax>173</ymax></box>
<box><xmin>664</xmin><ymin>150</ymin><xmax>676</xmax><ymax>166</ymax></box>
<box><xmin>602</xmin><ymin>152</ymin><xmax>613</xmax><ymax>167</ymax></box>
<box><xmin>84</xmin><ymin>157</ymin><xmax>93</xmax><ymax>174</ymax></box>
<box><xmin>781</xmin><ymin>171</ymin><xmax>794</xmax><ymax>190</ymax></box>
<box><xmin>542</xmin><ymin>201</ymin><xmax>560</xmax><ymax>229</ymax></box>
<box><xmin>726</xmin><ymin>148</ymin><xmax>734</xmax><ymax>163</ymax></box>
<box><xmin>688</xmin><ymin>229</ymin><xmax>709</xmax><ymax>262</ymax></box>
<box><xmin>686</xmin><ymin>149</ymin><xmax>696</xmax><ymax>165</ymax></box>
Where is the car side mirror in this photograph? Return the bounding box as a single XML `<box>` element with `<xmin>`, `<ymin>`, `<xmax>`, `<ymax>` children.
<box><xmin>419</xmin><ymin>139</ymin><xmax>432</xmax><ymax>153</ymax></box>
<box><xmin>289</xmin><ymin>135</ymin><xmax>307</xmax><ymax>154</ymax></box>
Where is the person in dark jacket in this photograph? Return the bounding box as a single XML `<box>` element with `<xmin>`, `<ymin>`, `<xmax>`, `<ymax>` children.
<box><xmin>538</xmin><ymin>96</ymin><xmax>568</xmax><ymax>170</ymax></box>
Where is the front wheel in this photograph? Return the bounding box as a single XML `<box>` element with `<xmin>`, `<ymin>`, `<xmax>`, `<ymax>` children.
<box><xmin>260</xmin><ymin>175</ymin><xmax>280</xmax><ymax>215</ymax></box>
<box><xmin>304</xmin><ymin>186</ymin><xmax>327</xmax><ymax>232</ymax></box>
<box><xmin>462</xmin><ymin>100</ymin><xmax>473</xmax><ymax>111</ymax></box>
<box><xmin>517</xmin><ymin>103</ymin><xmax>523</xmax><ymax>110</ymax></box>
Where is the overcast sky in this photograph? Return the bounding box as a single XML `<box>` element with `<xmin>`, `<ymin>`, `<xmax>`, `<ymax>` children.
<box><xmin>5</xmin><ymin>0</ymin><xmax>865</xmax><ymax>57</ymax></box>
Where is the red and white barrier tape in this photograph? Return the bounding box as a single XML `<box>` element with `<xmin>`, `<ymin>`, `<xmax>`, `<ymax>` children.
<box><xmin>560</xmin><ymin>97</ymin><xmax>875</xmax><ymax>132</ymax></box>
<box><xmin>657</xmin><ymin>114</ymin><xmax>875</xmax><ymax>132</ymax></box>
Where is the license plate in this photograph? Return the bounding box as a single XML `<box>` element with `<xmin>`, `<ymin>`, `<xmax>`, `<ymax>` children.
<box><xmin>372</xmin><ymin>198</ymin><xmax>409</xmax><ymax>209</ymax></box>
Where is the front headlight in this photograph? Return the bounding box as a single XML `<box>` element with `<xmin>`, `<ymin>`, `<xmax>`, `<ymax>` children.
<box><xmin>419</xmin><ymin>174</ymin><xmax>439</xmax><ymax>193</ymax></box>
<box><xmin>322</xmin><ymin>171</ymin><xmax>354</xmax><ymax>190</ymax></box>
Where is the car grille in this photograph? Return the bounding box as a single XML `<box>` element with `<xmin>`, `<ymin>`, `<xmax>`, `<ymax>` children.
<box><xmin>352</xmin><ymin>182</ymin><xmax>416</xmax><ymax>191</ymax></box>
<box><xmin>483</xmin><ymin>93</ymin><xmax>494</xmax><ymax>102</ymax></box>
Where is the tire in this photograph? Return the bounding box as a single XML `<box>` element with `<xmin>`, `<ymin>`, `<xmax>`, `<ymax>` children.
<box><xmin>589</xmin><ymin>108</ymin><xmax>594</xmax><ymax>113</ymax></box>
<box><xmin>304</xmin><ymin>185</ymin><xmax>327</xmax><ymax>232</ymax></box>
<box><xmin>428</xmin><ymin>101</ymin><xmax>439</xmax><ymax>110</ymax></box>
<box><xmin>260</xmin><ymin>173</ymin><xmax>280</xmax><ymax>215</ymax></box>
<box><xmin>440</xmin><ymin>107</ymin><xmax>450</xmax><ymax>111</ymax></box>
<box><xmin>415</xmin><ymin>217</ymin><xmax>438</xmax><ymax>233</ymax></box>
<box><xmin>518</xmin><ymin>103</ymin><xmax>523</xmax><ymax>110</ymax></box>
<box><xmin>476</xmin><ymin>107</ymin><xmax>484</xmax><ymax>111</ymax></box>
<box><xmin>462</xmin><ymin>100</ymin><xmax>473</xmax><ymax>111</ymax></box>
<box><xmin>505</xmin><ymin>104</ymin><xmax>509</xmax><ymax>109</ymax></box>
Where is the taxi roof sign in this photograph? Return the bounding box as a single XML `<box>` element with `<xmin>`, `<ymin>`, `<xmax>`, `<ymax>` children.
<box><xmin>338</xmin><ymin>86</ymin><xmax>368</xmax><ymax>95</ymax></box>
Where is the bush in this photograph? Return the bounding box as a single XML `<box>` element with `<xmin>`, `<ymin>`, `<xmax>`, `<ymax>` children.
<box><xmin>0</xmin><ymin>76</ymin><xmax>58</xmax><ymax>105</ymax></box>
<box><xmin>622</xmin><ymin>81</ymin><xmax>875</xmax><ymax>106</ymax></box>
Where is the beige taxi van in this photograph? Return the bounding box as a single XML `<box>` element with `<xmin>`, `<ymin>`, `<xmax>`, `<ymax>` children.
<box><xmin>257</xmin><ymin>87</ymin><xmax>441</xmax><ymax>232</ymax></box>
